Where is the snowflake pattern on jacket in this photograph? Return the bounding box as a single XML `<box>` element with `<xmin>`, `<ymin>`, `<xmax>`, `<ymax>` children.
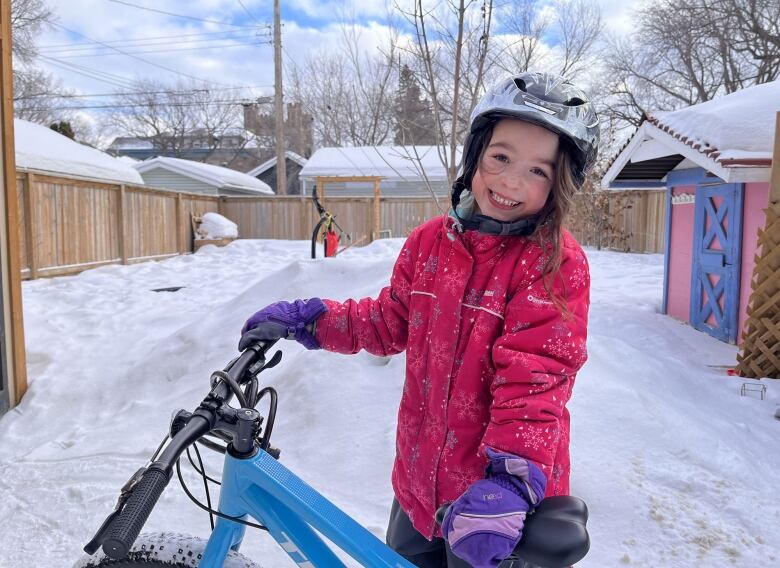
<box><xmin>315</xmin><ymin>215</ymin><xmax>590</xmax><ymax>539</ymax></box>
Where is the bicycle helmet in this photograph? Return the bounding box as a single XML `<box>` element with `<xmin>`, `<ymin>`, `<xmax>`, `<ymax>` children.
<box><xmin>452</xmin><ymin>72</ymin><xmax>600</xmax><ymax>235</ymax></box>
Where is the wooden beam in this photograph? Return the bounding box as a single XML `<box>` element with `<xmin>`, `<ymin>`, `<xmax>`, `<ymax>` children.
<box><xmin>118</xmin><ymin>184</ymin><xmax>127</xmax><ymax>264</ymax></box>
<box><xmin>771</xmin><ymin>111</ymin><xmax>780</xmax><ymax>203</ymax></box>
<box><xmin>175</xmin><ymin>192</ymin><xmax>184</xmax><ymax>254</ymax></box>
<box><xmin>373</xmin><ymin>179</ymin><xmax>381</xmax><ymax>239</ymax></box>
<box><xmin>23</xmin><ymin>172</ymin><xmax>37</xmax><ymax>279</ymax></box>
<box><xmin>312</xmin><ymin>175</ymin><xmax>385</xmax><ymax>184</ymax></box>
<box><xmin>0</xmin><ymin>0</ymin><xmax>28</xmax><ymax>406</ymax></box>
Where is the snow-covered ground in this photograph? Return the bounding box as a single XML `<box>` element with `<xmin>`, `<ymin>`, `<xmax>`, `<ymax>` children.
<box><xmin>0</xmin><ymin>239</ymin><xmax>778</xmax><ymax>567</ymax></box>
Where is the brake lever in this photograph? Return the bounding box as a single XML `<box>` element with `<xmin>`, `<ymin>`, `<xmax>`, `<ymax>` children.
<box><xmin>247</xmin><ymin>349</ymin><xmax>283</xmax><ymax>378</ymax></box>
<box><xmin>83</xmin><ymin>466</ymin><xmax>147</xmax><ymax>554</ymax></box>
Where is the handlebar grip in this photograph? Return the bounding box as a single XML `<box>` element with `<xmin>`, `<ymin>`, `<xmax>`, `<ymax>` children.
<box><xmin>102</xmin><ymin>466</ymin><xmax>170</xmax><ymax>559</ymax></box>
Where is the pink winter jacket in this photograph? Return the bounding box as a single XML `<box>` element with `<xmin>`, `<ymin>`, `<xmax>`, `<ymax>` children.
<box><xmin>315</xmin><ymin>215</ymin><xmax>590</xmax><ymax>539</ymax></box>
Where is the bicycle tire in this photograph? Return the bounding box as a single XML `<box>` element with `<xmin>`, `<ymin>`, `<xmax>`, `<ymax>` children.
<box><xmin>73</xmin><ymin>532</ymin><xmax>262</xmax><ymax>568</ymax></box>
<box><xmin>311</xmin><ymin>218</ymin><xmax>325</xmax><ymax>259</ymax></box>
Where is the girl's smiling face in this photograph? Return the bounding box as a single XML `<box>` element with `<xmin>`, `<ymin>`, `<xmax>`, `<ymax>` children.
<box><xmin>470</xmin><ymin>118</ymin><xmax>560</xmax><ymax>223</ymax></box>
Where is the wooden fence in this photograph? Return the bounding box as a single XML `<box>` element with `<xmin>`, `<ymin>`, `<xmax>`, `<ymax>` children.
<box><xmin>18</xmin><ymin>170</ymin><xmax>218</xmax><ymax>279</ymax></box>
<box><xmin>16</xmin><ymin>169</ymin><xmax>664</xmax><ymax>281</ymax></box>
<box><xmin>569</xmin><ymin>189</ymin><xmax>667</xmax><ymax>254</ymax></box>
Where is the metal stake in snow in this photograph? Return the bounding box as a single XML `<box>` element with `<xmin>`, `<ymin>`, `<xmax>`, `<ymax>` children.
<box><xmin>736</xmin><ymin>111</ymin><xmax>780</xmax><ymax>379</ymax></box>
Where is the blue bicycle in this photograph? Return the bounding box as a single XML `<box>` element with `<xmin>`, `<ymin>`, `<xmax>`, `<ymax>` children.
<box><xmin>76</xmin><ymin>340</ymin><xmax>590</xmax><ymax>568</ymax></box>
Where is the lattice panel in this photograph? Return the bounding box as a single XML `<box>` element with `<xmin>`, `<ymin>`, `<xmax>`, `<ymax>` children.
<box><xmin>736</xmin><ymin>200</ymin><xmax>780</xmax><ymax>378</ymax></box>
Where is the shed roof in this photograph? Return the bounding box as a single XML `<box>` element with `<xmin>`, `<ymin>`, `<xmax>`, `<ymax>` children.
<box><xmin>15</xmin><ymin>119</ymin><xmax>144</xmax><ymax>185</ymax></box>
<box><xmin>246</xmin><ymin>150</ymin><xmax>307</xmax><ymax>177</ymax></box>
<box><xmin>134</xmin><ymin>157</ymin><xmax>273</xmax><ymax>195</ymax></box>
<box><xmin>603</xmin><ymin>80</ymin><xmax>779</xmax><ymax>189</ymax></box>
<box><xmin>299</xmin><ymin>145</ymin><xmax>462</xmax><ymax>181</ymax></box>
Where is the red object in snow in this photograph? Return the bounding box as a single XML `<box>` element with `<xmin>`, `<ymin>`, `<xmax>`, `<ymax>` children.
<box><xmin>324</xmin><ymin>228</ymin><xmax>339</xmax><ymax>257</ymax></box>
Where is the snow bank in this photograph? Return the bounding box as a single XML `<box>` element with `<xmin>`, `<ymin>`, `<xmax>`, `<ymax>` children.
<box><xmin>197</xmin><ymin>212</ymin><xmax>238</xmax><ymax>239</ymax></box>
<box><xmin>14</xmin><ymin>119</ymin><xmax>144</xmax><ymax>185</ymax></box>
<box><xmin>1</xmin><ymin>239</ymin><xmax>778</xmax><ymax>567</ymax></box>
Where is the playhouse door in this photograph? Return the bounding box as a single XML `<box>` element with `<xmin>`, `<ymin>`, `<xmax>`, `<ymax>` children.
<box><xmin>690</xmin><ymin>183</ymin><xmax>743</xmax><ymax>343</ymax></box>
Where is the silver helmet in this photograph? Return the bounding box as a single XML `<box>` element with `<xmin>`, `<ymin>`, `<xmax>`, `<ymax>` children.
<box><xmin>465</xmin><ymin>72</ymin><xmax>600</xmax><ymax>185</ymax></box>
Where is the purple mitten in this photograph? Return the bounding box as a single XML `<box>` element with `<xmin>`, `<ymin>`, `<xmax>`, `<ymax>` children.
<box><xmin>442</xmin><ymin>448</ymin><xmax>547</xmax><ymax>568</ymax></box>
<box><xmin>239</xmin><ymin>298</ymin><xmax>327</xmax><ymax>351</ymax></box>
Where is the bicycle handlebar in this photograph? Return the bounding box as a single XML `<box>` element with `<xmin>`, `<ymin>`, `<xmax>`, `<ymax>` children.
<box><xmin>102</xmin><ymin>466</ymin><xmax>170</xmax><ymax>559</ymax></box>
<box><xmin>93</xmin><ymin>340</ymin><xmax>278</xmax><ymax>559</ymax></box>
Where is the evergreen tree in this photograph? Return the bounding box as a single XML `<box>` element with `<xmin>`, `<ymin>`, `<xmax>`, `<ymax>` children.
<box><xmin>393</xmin><ymin>65</ymin><xmax>437</xmax><ymax>145</ymax></box>
<box><xmin>50</xmin><ymin>120</ymin><xmax>75</xmax><ymax>140</ymax></box>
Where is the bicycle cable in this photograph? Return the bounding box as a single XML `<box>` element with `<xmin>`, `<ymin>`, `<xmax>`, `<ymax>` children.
<box><xmin>190</xmin><ymin>443</ymin><xmax>215</xmax><ymax>530</ymax></box>
<box><xmin>210</xmin><ymin>370</ymin><xmax>248</xmax><ymax>408</ymax></box>
<box><xmin>176</xmin><ymin>456</ymin><xmax>269</xmax><ymax>532</ymax></box>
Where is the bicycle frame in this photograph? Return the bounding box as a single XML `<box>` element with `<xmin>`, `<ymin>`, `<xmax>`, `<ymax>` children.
<box><xmin>199</xmin><ymin>448</ymin><xmax>415</xmax><ymax>568</ymax></box>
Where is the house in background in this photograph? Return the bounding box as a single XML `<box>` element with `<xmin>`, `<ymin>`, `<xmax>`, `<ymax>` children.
<box><xmin>298</xmin><ymin>145</ymin><xmax>461</xmax><ymax>197</ymax></box>
<box><xmin>246</xmin><ymin>150</ymin><xmax>307</xmax><ymax>195</ymax></box>
<box><xmin>15</xmin><ymin>119</ymin><xmax>143</xmax><ymax>185</ymax></box>
<box><xmin>107</xmin><ymin>129</ymin><xmax>268</xmax><ymax>173</ymax></box>
<box><xmin>134</xmin><ymin>157</ymin><xmax>273</xmax><ymax>196</ymax></box>
<box><xmin>602</xmin><ymin>80</ymin><xmax>778</xmax><ymax>344</ymax></box>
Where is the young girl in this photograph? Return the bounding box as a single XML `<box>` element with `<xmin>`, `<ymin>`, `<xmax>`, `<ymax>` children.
<box><xmin>239</xmin><ymin>72</ymin><xmax>599</xmax><ymax>568</ymax></box>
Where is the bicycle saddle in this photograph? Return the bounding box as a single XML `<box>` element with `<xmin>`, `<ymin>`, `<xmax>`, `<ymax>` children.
<box><xmin>511</xmin><ymin>495</ymin><xmax>590</xmax><ymax>568</ymax></box>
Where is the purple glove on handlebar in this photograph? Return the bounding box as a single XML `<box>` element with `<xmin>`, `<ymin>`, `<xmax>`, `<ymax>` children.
<box><xmin>442</xmin><ymin>448</ymin><xmax>547</xmax><ymax>568</ymax></box>
<box><xmin>239</xmin><ymin>298</ymin><xmax>327</xmax><ymax>351</ymax></box>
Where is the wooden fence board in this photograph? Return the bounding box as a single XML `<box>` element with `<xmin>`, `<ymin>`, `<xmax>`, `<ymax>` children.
<box><xmin>15</xmin><ymin>171</ymin><xmax>666</xmax><ymax>282</ymax></box>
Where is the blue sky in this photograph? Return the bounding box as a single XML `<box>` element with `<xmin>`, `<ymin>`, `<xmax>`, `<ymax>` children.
<box><xmin>33</xmin><ymin>0</ymin><xmax>641</xmax><ymax>135</ymax></box>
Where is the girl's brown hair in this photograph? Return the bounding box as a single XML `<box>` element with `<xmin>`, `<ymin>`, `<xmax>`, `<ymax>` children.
<box><xmin>531</xmin><ymin>148</ymin><xmax>580</xmax><ymax>316</ymax></box>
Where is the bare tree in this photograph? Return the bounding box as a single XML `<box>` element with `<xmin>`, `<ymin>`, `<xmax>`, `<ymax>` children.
<box><xmin>491</xmin><ymin>0</ymin><xmax>603</xmax><ymax>82</ymax></box>
<box><xmin>554</xmin><ymin>0</ymin><xmax>604</xmax><ymax>80</ymax></box>
<box><xmin>393</xmin><ymin>0</ymin><xmax>495</xmax><ymax>184</ymax></box>
<box><xmin>286</xmin><ymin>17</ymin><xmax>399</xmax><ymax>148</ymax></box>
<box><xmin>600</xmin><ymin>0</ymin><xmax>780</xmax><ymax>132</ymax></box>
<box><xmin>108</xmin><ymin>79</ymin><xmax>256</xmax><ymax>163</ymax></box>
<box><xmin>491</xmin><ymin>0</ymin><xmax>550</xmax><ymax>76</ymax></box>
<box><xmin>11</xmin><ymin>0</ymin><xmax>52</xmax><ymax>64</ymax></box>
<box><xmin>11</xmin><ymin>0</ymin><xmax>76</xmax><ymax>125</ymax></box>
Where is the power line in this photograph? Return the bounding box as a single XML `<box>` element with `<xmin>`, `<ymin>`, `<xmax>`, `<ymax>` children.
<box><xmin>39</xmin><ymin>31</ymin><xmax>262</xmax><ymax>54</ymax></box>
<box><xmin>39</xmin><ymin>29</ymin><xmax>264</xmax><ymax>49</ymax></box>
<box><xmin>105</xmin><ymin>0</ymin><xmax>263</xmax><ymax>28</ymax></box>
<box><xmin>47</xmin><ymin>21</ymin><xmax>233</xmax><ymax>87</ymax></box>
<box><xmin>237</xmin><ymin>0</ymin><xmax>264</xmax><ymax>26</ymax></box>
<box><xmin>39</xmin><ymin>55</ymin><xmax>138</xmax><ymax>89</ymax></box>
<box><xmin>17</xmin><ymin>85</ymin><xmax>274</xmax><ymax>99</ymax></box>
<box><xmin>55</xmin><ymin>40</ymin><xmax>271</xmax><ymax>59</ymax></box>
<box><xmin>22</xmin><ymin>99</ymin><xmax>255</xmax><ymax>112</ymax></box>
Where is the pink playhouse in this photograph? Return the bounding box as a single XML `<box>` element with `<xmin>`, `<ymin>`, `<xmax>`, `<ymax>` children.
<box><xmin>602</xmin><ymin>81</ymin><xmax>779</xmax><ymax>344</ymax></box>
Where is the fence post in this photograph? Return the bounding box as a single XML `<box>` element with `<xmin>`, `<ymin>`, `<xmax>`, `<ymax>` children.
<box><xmin>176</xmin><ymin>192</ymin><xmax>184</xmax><ymax>254</ymax></box>
<box><xmin>23</xmin><ymin>171</ymin><xmax>37</xmax><ymax>279</ymax></box>
<box><xmin>118</xmin><ymin>184</ymin><xmax>127</xmax><ymax>264</ymax></box>
<box><xmin>301</xmin><ymin>194</ymin><xmax>308</xmax><ymax>241</ymax></box>
<box><xmin>373</xmin><ymin>179</ymin><xmax>381</xmax><ymax>239</ymax></box>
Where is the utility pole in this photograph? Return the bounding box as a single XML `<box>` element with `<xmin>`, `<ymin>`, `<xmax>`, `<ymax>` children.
<box><xmin>273</xmin><ymin>0</ymin><xmax>286</xmax><ymax>195</ymax></box>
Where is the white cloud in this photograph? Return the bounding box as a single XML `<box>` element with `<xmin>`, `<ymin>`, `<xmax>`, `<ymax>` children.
<box><xmin>30</xmin><ymin>0</ymin><xmax>643</xmax><ymax>135</ymax></box>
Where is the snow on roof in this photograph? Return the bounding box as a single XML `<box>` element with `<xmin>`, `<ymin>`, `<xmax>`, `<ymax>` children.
<box><xmin>108</xmin><ymin>137</ymin><xmax>154</xmax><ymax>150</ymax></box>
<box><xmin>646</xmin><ymin>80</ymin><xmax>780</xmax><ymax>166</ymax></box>
<box><xmin>134</xmin><ymin>156</ymin><xmax>274</xmax><ymax>195</ymax></box>
<box><xmin>14</xmin><ymin>119</ymin><xmax>144</xmax><ymax>185</ymax></box>
<box><xmin>299</xmin><ymin>145</ymin><xmax>462</xmax><ymax>181</ymax></box>
<box><xmin>246</xmin><ymin>150</ymin><xmax>307</xmax><ymax>177</ymax></box>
